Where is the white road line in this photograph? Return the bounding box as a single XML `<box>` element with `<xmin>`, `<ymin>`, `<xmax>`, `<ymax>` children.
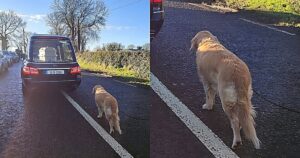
<box><xmin>62</xmin><ymin>91</ymin><xmax>133</xmax><ymax>158</ymax></box>
<box><xmin>240</xmin><ymin>18</ymin><xmax>296</xmax><ymax>36</ymax></box>
<box><xmin>150</xmin><ymin>73</ymin><xmax>239</xmax><ymax>158</ymax></box>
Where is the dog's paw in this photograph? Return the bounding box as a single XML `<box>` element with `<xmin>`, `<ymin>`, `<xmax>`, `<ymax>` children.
<box><xmin>202</xmin><ymin>104</ymin><xmax>213</xmax><ymax>110</ymax></box>
<box><xmin>110</xmin><ymin>129</ymin><xmax>114</xmax><ymax>134</ymax></box>
<box><xmin>118</xmin><ymin>130</ymin><xmax>122</xmax><ymax>135</ymax></box>
<box><xmin>118</xmin><ymin>131</ymin><xmax>122</xmax><ymax>135</ymax></box>
<box><xmin>97</xmin><ymin>114</ymin><xmax>102</xmax><ymax>118</ymax></box>
<box><xmin>231</xmin><ymin>141</ymin><xmax>242</xmax><ymax>149</ymax></box>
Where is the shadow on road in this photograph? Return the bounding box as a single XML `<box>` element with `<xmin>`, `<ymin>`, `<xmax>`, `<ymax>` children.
<box><xmin>1</xmin><ymin>90</ymin><xmax>118</xmax><ymax>158</ymax></box>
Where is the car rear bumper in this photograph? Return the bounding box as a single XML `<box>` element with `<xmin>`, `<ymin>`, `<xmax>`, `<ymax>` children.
<box><xmin>22</xmin><ymin>78</ymin><xmax>81</xmax><ymax>89</ymax></box>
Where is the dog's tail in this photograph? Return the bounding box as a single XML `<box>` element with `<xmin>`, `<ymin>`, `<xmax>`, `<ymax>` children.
<box><xmin>238</xmin><ymin>87</ymin><xmax>260</xmax><ymax>149</ymax></box>
<box><xmin>113</xmin><ymin>114</ymin><xmax>122</xmax><ymax>134</ymax></box>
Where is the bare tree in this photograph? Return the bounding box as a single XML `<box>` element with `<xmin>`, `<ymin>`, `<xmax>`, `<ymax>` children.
<box><xmin>11</xmin><ymin>24</ymin><xmax>31</xmax><ymax>54</ymax></box>
<box><xmin>20</xmin><ymin>27</ymin><xmax>31</xmax><ymax>54</ymax></box>
<box><xmin>46</xmin><ymin>12</ymin><xmax>68</xmax><ymax>35</ymax></box>
<box><xmin>0</xmin><ymin>10</ymin><xmax>26</xmax><ymax>50</ymax></box>
<box><xmin>47</xmin><ymin>0</ymin><xmax>108</xmax><ymax>52</ymax></box>
<box><xmin>76</xmin><ymin>0</ymin><xmax>107</xmax><ymax>52</ymax></box>
<box><xmin>51</xmin><ymin>0</ymin><xmax>77</xmax><ymax>41</ymax></box>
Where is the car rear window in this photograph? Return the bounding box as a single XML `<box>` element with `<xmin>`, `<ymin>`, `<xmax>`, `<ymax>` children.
<box><xmin>30</xmin><ymin>38</ymin><xmax>75</xmax><ymax>63</ymax></box>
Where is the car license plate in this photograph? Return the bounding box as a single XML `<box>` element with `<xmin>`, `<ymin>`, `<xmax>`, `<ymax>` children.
<box><xmin>45</xmin><ymin>70</ymin><xmax>64</xmax><ymax>75</ymax></box>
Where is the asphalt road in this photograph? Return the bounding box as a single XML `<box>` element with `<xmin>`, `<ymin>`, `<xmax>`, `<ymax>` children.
<box><xmin>151</xmin><ymin>1</ymin><xmax>300</xmax><ymax>158</ymax></box>
<box><xmin>0</xmin><ymin>62</ymin><xmax>150</xmax><ymax>158</ymax></box>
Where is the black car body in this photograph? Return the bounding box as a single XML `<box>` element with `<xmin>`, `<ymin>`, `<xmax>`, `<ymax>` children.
<box><xmin>150</xmin><ymin>0</ymin><xmax>164</xmax><ymax>39</ymax></box>
<box><xmin>21</xmin><ymin>34</ymin><xmax>81</xmax><ymax>93</ymax></box>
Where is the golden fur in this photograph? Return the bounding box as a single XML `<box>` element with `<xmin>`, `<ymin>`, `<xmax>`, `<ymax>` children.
<box><xmin>190</xmin><ymin>31</ymin><xmax>260</xmax><ymax>149</ymax></box>
<box><xmin>93</xmin><ymin>85</ymin><xmax>122</xmax><ymax>134</ymax></box>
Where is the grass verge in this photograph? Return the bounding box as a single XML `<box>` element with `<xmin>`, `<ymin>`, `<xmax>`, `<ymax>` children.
<box><xmin>77</xmin><ymin>51</ymin><xmax>150</xmax><ymax>85</ymax></box>
<box><xmin>168</xmin><ymin>0</ymin><xmax>300</xmax><ymax>28</ymax></box>
<box><xmin>225</xmin><ymin>0</ymin><xmax>300</xmax><ymax>28</ymax></box>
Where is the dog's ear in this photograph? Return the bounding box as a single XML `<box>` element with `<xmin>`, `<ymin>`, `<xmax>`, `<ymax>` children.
<box><xmin>190</xmin><ymin>36</ymin><xmax>198</xmax><ymax>52</ymax></box>
<box><xmin>210</xmin><ymin>35</ymin><xmax>219</xmax><ymax>43</ymax></box>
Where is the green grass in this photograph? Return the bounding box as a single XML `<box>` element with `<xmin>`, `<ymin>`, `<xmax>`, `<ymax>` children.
<box><xmin>247</xmin><ymin>0</ymin><xmax>295</xmax><ymax>13</ymax></box>
<box><xmin>240</xmin><ymin>9</ymin><xmax>300</xmax><ymax>28</ymax></box>
<box><xmin>171</xmin><ymin>0</ymin><xmax>300</xmax><ymax>27</ymax></box>
<box><xmin>224</xmin><ymin>0</ymin><xmax>300</xmax><ymax>27</ymax></box>
<box><xmin>77</xmin><ymin>53</ymin><xmax>150</xmax><ymax>85</ymax></box>
<box><xmin>225</xmin><ymin>0</ymin><xmax>295</xmax><ymax>12</ymax></box>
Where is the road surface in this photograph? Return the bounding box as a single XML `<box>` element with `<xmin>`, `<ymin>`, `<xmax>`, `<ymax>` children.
<box><xmin>151</xmin><ymin>1</ymin><xmax>300</xmax><ymax>157</ymax></box>
<box><xmin>0</xmin><ymin>62</ymin><xmax>150</xmax><ymax>158</ymax></box>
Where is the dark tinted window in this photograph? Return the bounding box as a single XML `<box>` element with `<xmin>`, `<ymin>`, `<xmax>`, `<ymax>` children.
<box><xmin>30</xmin><ymin>38</ymin><xmax>74</xmax><ymax>63</ymax></box>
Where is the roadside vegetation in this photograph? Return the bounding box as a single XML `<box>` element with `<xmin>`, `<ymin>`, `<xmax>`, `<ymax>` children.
<box><xmin>77</xmin><ymin>44</ymin><xmax>150</xmax><ymax>85</ymax></box>
<box><xmin>173</xmin><ymin>0</ymin><xmax>300</xmax><ymax>28</ymax></box>
<box><xmin>220</xmin><ymin>0</ymin><xmax>300</xmax><ymax>28</ymax></box>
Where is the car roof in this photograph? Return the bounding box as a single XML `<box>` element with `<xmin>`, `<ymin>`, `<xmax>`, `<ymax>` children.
<box><xmin>30</xmin><ymin>34</ymin><xmax>70</xmax><ymax>40</ymax></box>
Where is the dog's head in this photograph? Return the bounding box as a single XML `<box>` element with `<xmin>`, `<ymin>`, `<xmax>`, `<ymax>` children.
<box><xmin>92</xmin><ymin>85</ymin><xmax>104</xmax><ymax>94</ymax></box>
<box><xmin>190</xmin><ymin>31</ymin><xmax>219</xmax><ymax>52</ymax></box>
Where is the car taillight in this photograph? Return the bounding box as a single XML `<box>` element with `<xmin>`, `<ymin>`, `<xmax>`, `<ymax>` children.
<box><xmin>152</xmin><ymin>0</ymin><xmax>162</xmax><ymax>3</ymax></box>
<box><xmin>70</xmin><ymin>66</ymin><xmax>81</xmax><ymax>75</ymax></box>
<box><xmin>152</xmin><ymin>0</ymin><xmax>163</xmax><ymax>12</ymax></box>
<box><xmin>23</xmin><ymin>66</ymin><xmax>39</xmax><ymax>75</ymax></box>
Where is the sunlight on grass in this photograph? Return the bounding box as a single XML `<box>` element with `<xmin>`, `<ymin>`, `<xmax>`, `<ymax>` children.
<box><xmin>246</xmin><ymin>0</ymin><xmax>296</xmax><ymax>14</ymax></box>
<box><xmin>223</xmin><ymin>0</ymin><xmax>300</xmax><ymax>28</ymax></box>
<box><xmin>77</xmin><ymin>58</ymin><xmax>149</xmax><ymax>85</ymax></box>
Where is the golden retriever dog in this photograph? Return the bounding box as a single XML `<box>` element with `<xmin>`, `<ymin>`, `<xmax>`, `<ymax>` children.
<box><xmin>190</xmin><ymin>31</ymin><xmax>260</xmax><ymax>149</ymax></box>
<box><xmin>92</xmin><ymin>85</ymin><xmax>122</xmax><ymax>134</ymax></box>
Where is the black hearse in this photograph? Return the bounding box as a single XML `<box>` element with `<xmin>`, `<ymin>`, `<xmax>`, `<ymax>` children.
<box><xmin>21</xmin><ymin>34</ymin><xmax>81</xmax><ymax>94</ymax></box>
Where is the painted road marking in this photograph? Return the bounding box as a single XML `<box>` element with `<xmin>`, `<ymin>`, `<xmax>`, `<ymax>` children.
<box><xmin>62</xmin><ymin>91</ymin><xmax>133</xmax><ymax>158</ymax></box>
<box><xmin>150</xmin><ymin>73</ymin><xmax>239</xmax><ymax>158</ymax></box>
<box><xmin>240</xmin><ymin>18</ymin><xmax>296</xmax><ymax>36</ymax></box>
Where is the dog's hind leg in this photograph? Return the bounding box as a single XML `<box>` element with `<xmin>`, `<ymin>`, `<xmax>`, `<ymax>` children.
<box><xmin>108</xmin><ymin>119</ymin><xmax>114</xmax><ymax>134</ymax></box>
<box><xmin>96</xmin><ymin>104</ymin><xmax>103</xmax><ymax>118</ymax></box>
<box><xmin>222</xmin><ymin>102</ymin><xmax>242</xmax><ymax>149</ymax></box>
<box><xmin>202</xmin><ymin>82</ymin><xmax>216</xmax><ymax>110</ymax></box>
<box><xmin>105</xmin><ymin>108</ymin><xmax>114</xmax><ymax>134</ymax></box>
<box><xmin>219</xmin><ymin>85</ymin><xmax>242</xmax><ymax>149</ymax></box>
<box><xmin>114</xmin><ymin>116</ymin><xmax>122</xmax><ymax>134</ymax></box>
<box><xmin>230</xmin><ymin>112</ymin><xmax>242</xmax><ymax>149</ymax></box>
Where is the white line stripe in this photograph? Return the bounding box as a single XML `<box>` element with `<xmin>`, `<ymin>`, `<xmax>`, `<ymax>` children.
<box><xmin>240</xmin><ymin>18</ymin><xmax>296</xmax><ymax>36</ymax></box>
<box><xmin>62</xmin><ymin>91</ymin><xmax>133</xmax><ymax>158</ymax></box>
<box><xmin>150</xmin><ymin>73</ymin><xmax>239</xmax><ymax>158</ymax></box>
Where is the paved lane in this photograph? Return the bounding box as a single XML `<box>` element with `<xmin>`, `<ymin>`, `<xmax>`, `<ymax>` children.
<box><xmin>0</xmin><ymin>62</ymin><xmax>150</xmax><ymax>158</ymax></box>
<box><xmin>151</xmin><ymin>92</ymin><xmax>214</xmax><ymax>158</ymax></box>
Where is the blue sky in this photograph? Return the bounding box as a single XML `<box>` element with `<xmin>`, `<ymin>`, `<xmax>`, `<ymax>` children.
<box><xmin>0</xmin><ymin>0</ymin><xmax>149</xmax><ymax>50</ymax></box>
